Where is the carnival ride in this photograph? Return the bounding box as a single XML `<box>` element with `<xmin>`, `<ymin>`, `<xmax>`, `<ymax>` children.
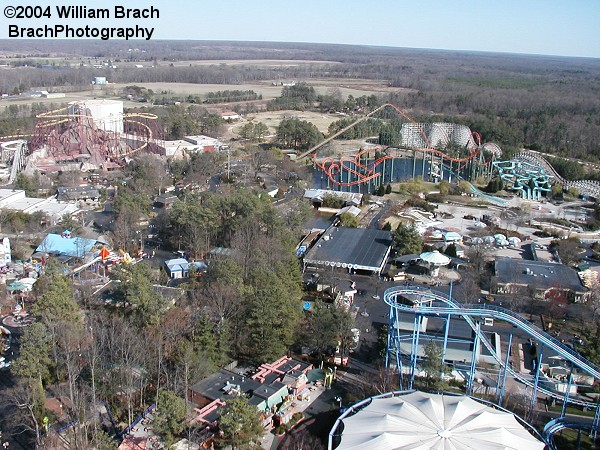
<box><xmin>301</xmin><ymin>103</ymin><xmax>503</xmax><ymax>188</ymax></box>
<box><xmin>492</xmin><ymin>159</ymin><xmax>553</xmax><ymax>200</ymax></box>
<box><xmin>328</xmin><ymin>390</ymin><xmax>547</xmax><ymax>450</ymax></box>
<box><xmin>514</xmin><ymin>151</ymin><xmax>600</xmax><ymax>199</ymax></box>
<box><xmin>384</xmin><ymin>285</ymin><xmax>600</xmax><ymax>446</ymax></box>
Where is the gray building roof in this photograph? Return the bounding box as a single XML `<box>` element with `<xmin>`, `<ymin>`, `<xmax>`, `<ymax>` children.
<box><xmin>154</xmin><ymin>193</ymin><xmax>179</xmax><ymax>207</ymax></box>
<box><xmin>190</xmin><ymin>369</ymin><xmax>289</xmax><ymax>411</ymax></box>
<box><xmin>494</xmin><ymin>257</ymin><xmax>587</xmax><ymax>294</ymax></box>
<box><xmin>57</xmin><ymin>185</ymin><xmax>100</xmax><ymax>201</ymax></box>
<box><xmin>190</xmin><ymin>369</ymin><xmax>260</xmax><ymax>403</ymax></box>
<box><xmin>303</xmin><ymin>227</ymin><xmax>393</xmax><ymax>272</ymax></box>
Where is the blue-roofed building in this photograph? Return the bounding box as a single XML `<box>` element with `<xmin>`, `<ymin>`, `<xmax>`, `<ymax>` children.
<box><xmin>164</xmin><ymin>258</ymin><xmax>208</xmax><ymax>279</ymax></box>
<box><xmin>36</xmin><ymin>233</ymin><xmax>100</xmax><ymax>259</ymax></box>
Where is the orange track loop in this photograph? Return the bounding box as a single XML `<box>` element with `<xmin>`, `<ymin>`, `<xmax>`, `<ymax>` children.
<box><xmin>312</xmin><ymin>105</ymin><xmax>498</xmax><ymax>186</ymax></box>
<box><xmin>316</xmin><ymin>148</ymin><xmax>394</xmax><ymax>187</ymax></box>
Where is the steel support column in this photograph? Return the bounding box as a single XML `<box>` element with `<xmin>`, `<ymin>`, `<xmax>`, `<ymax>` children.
<box><xmin>467</xmin><ymin>321</ymin><xmax>480</xmax><ymax>395</ymax></box>
<box><xmin>561</xmin><ymin>371</ymin><xmax>573</xmax><ymax>418</ymax></box>
<box><xmin>409</xmin><ymin>314</ymin><xmax>422</xmax><ymax>390</ymax></box>
<box><xmin>385</xmin><ymin>302</ymin><xmax>393</xmax><ymax>368</ymax></box>
<box><xmin>529</xmin><ymin>344</ymin><xmax>544</xmax><ymax>419</ymax></box>
<box><xmin>592</xmin><ymin>396</ymin><xmax>600</xmax><ymax>441</ymax></box>
<box><xmin>498</xmin><ymin>332</ymin><xmax>513</xmax><ymax>407</ymax></box>
<box><xmin>441</xmin><ymin>314</ymin><xmax>451</xmax><ymax>378</ymax></box>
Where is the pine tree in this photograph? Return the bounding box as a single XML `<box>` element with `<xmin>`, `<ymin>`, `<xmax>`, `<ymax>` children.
<box><xmin>393</xmin><ymin>223</ymin><xmax>424</xmax><ymax>255</ymax></box>
<box><xmin>218</xmin><ymin>396</ymin><xmax>263</xmax><ymax>449</ymax></box>
<box><xmin>422</xmin><ymin>340</ymin><xmax>449</xmax><ymax>391</ymax></box>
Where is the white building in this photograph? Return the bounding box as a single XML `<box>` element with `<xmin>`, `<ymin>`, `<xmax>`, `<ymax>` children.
<box><xmin>183</xmin><ymin>135</ymin><xmax>224</xmax><ymax>151</ymax></box>
<box><xmin>0</xmin><ymin>189</ymin><xmax>79</xmax><ymax>225</ymax></box>
<box><xmin>68</xmin><ymin>99</ymin><xmax>124</xmax><ymax>134</ymax></box>
<box><xmin>162</xmin><ymin>140</ymin><xmax>201</xmax><ymax>157</ymax></box>
<box><xmin>0</xmin><ymin>237</ymin><xmax>11</xmax><ymax>266</ymax></box>
<box><xmin>220</xmin><ymin>111</ymin><xmax>241</xmax><ymax>121</ymax></box>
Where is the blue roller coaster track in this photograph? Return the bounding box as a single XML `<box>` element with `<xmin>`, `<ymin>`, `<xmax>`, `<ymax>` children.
<box><xmin>384</xmin><ymin>285</ymin><xmax>600</xmax><ymax>446</ymax></box>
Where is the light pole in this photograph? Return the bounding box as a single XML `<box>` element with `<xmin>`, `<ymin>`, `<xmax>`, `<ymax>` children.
<box><xmin>334</xmin><ymin>396</ymin><xmax>342</xmax><ymax>409</ymax></box>
<box><xmin>373</xmin><ymin>276</ymin><xmax>381</xmax><ymax>300</ymax></box>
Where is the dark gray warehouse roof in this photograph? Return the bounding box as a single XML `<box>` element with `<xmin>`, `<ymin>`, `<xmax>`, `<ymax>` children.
<box><xmin>303</xmin><ymin>227</ymin><xmax>393</xmax><ymax>272</ymax></box>
<box><xmin>494</xmin><ymin>257</ymin><xmax>586</xmax><ymax>293</ymax></box>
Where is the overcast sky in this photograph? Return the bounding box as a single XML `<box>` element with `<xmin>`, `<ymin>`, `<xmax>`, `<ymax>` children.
<box><xmin>2</xmin><ymin>0</ymin><xmax>599</xmax><ymax>58</ymax></box>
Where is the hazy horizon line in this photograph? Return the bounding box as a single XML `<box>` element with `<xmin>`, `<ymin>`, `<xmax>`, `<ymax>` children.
<box><xmin>0</xmin><ymin>38</ymin><xmax>598</xmax><ymax>61</ymax></box>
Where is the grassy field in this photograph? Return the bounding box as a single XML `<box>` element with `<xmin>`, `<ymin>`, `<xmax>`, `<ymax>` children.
<box><xmin>0</xmin><ymin>76</ymin><xmax>407</xmax><ymax>113</ymax></box>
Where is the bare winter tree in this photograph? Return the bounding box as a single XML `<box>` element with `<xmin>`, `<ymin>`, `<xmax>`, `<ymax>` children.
<box><xmin>4</xmin><ymin>381</ymin><xmax>44</xmax><ymax>446</ymax></box>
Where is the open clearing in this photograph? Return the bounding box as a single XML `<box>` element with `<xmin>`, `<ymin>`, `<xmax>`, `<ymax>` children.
<box><xmin>231</xmin><ymin>110</ymin><xmax>344</xmax><ymax>136</ymax></box>
<box><xmin>0</xmin><ymin>75</ymin><xmax>414</xmax><ymax>114</ymax></box>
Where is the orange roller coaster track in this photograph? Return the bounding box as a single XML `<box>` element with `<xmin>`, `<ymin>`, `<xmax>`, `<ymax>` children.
<box><xmin>303</xmin><ymin>103</ymin><xmax>501</xmax><ymax>186</ymax></box>
<box><xmin>316</xmin><ymin>147</ymin><xmax>394</xmax><ymax>187</ymax></box>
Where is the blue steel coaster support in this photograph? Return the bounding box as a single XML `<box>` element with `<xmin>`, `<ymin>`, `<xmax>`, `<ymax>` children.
<box><xmin>561</xmin><ymin>371</ymin><xmax>573</xmax><ymax>419</ymax></box>
<box><xmin>440</xmin><ymin>314</ymin><xmax>450</xmax><ymax>378</ymax></box>
<box><xmin>412</xmin><ymin>150</ymin><xmax>417</xmax><ymax>179</ymax></box>
<box><xmin>409</xmin><ymin>313</ymin><xmax>422</xmax><ymax>390</ymax></box>
<box><xmin>467</xmin><ymin>321</ymin><xmax>480</xmax><ymax>395</ymax></box>
<box><xmin>530</xmin><ymin>344</ymin><xmax>545</xmax><ymax>419</ymax></box>
<box><xmin>592</xmin><ymin>397</ymin><xmax>600</xmax><ymax>441</ymax></box>
<box><xmin>396</xmin><ymin>350</ymin><xmax>404</xmax><ymax>389</ymax></box>
<box><xmin>498</xmin><ymin>332</ymin><xmax>513</xmax><ymax>407</ymax></box>
<box><xmin>386</xmin><ymin>298</ymin><xmax>405</xmax><ymax>389</ymax></box>
<box><xmin>385</xmin><ymin>301</ymin><xmax>395</xmax><ymax>368</ymax></box>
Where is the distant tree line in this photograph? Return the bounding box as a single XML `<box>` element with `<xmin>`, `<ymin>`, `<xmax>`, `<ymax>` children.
<box><xmin>204</xmin><ymin>90</ymin><xmax>260</xmax><ymax>103</ymax></box>
<box><xmin>1</xmin><ymin>41</ymin><xmax>598</xmax><ymax>160</ymax></box>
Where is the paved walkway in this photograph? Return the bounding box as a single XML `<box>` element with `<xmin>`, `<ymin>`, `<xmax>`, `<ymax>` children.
<box><xmin>262</xmin><ymin>384</ymin><xmax>329</xmax><ymax>450</ymax></box>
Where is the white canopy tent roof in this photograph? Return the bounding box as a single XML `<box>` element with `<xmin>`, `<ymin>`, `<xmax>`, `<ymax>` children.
<box><xmin>419</xmin><ymin>250</ymin><xmax>451</xmax><ymax>266</ymax></box>
<box><xmin>334</xmin><ymin>391</ymin><xmax>545</xmax><ymax>450</ymax></box>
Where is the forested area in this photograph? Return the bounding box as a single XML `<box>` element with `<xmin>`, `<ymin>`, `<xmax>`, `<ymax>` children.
<box><xmin>1</xmin><ymin>40</ymin><xmax>599</xmax><ymax>161</ymax></box>
<box><xmin>6</xmin><ymin>175</ymin><xmax>350</xmax><ymax>447</ymax></box>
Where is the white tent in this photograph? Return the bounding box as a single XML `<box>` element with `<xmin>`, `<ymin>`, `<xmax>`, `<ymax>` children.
<box><xmin>334</xmin><ymin>391</ymin><xmax>545</xmax><ymax>450</ymax></box>
<box><xmin>419</xmin><ymin>250</ymin><xmax>450</xmax><ymax>266</ymax></box>
<box><xmin>496</xmin><ymin>238</ymin><xmax>510</xmax><ymax>247</ymax></box>
<box><xmin>508</xmin><ymin>236</ymin><xmax>522</xmax><ymax>246</ymax></box>
<box><xmin>482</xmin><ymin>236</ymin><xmax>496</xmax><ymax>245</ymax></box>
<box><xmin>419</xmin><ymin>250</ymin><xmax>451</xmax><ymax>277</ymax></box>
